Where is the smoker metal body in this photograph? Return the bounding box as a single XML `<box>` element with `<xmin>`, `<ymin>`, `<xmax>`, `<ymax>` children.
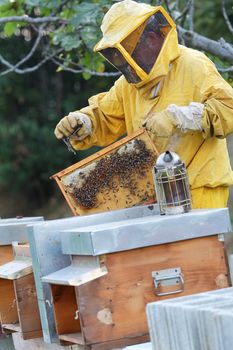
<box><xmin>40</xmin><ymin>206</ymin><xmax>232</xmax><ymax>349</ymax></box>
<box><xmin>153</xmin><ymin>151</ymin><xmax>191</xmax><ymax>215</ymax></box>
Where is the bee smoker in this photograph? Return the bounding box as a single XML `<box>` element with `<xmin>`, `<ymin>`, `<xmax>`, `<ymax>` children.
<box><xmin>153</xmin><ymin>151</ymin><xmax>192</xmax><ymax>215</ymax></box>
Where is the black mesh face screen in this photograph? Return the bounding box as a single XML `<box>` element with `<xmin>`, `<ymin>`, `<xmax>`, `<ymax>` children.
<box><xmin>100</xmin><ymin>47</ymin><xmax>141</xmax><ymax>83</ymax></box>
<box><xmin>122</xmin><ymin>12</ymin><xmax>171</xmax><ymax>74</ymax></box>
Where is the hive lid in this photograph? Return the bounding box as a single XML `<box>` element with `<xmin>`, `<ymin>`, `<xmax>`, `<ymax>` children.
<box><xmin>60</xmin><ymin>208</ymin><xmax>232</xmax><ymax>256</ymax></box>
<box><xmin>42</xmin><ymin>256</ymin><xmax>108</xmax><ymax>286</ymax></box>
<box><xmin>0</xmin><ymin>258</ymin><xmax>32</xmax><ymax>280</ymax></box>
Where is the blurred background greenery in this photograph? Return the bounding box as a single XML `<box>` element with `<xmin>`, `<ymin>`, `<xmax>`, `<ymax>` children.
<box><xmin>0</xmin><ymin>0</ymin><xmax>232</xmax><ymax>219</ymax></box>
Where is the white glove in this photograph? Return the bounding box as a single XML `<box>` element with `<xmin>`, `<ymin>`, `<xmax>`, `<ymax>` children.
<box><xmin>167</xmin><ymin>103</ymin><xmax>204</xmax><ymax>132</ymax></box>
<box><xmin>54</xmin><ymin>112</ymin><xmax>92</xmax><ymax>140</ymax></box>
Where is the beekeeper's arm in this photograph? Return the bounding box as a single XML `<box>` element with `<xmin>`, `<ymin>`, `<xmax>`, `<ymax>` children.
<box><xmin>143</xmin><ymin>61</ymin><xmax>233</xmax><ymax>149</ymax></box>
<box><xmin>54</xmin><ymin>77</ymin><xmax>126</xmax><ymax>150</ymax></box>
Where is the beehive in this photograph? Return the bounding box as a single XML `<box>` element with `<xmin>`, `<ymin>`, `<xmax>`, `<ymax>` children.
<box><xmin>52</xmin><ymin>129</ymin><xmax>159</xmax><ymax>215</ymax></box>
<box><xmin>42</xmin><ymin>207</ymin><xmax>232</xmax><ymax>349</ymax></box>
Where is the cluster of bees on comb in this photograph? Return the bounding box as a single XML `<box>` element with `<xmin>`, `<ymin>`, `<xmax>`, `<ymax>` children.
<box><xmin>63</xmin><ymin>139</ymin><xmax>156</xmax><ymax>209</ymax></box>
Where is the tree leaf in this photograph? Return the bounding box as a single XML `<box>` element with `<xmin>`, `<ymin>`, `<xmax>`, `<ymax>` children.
<box><xmin>82</xmin><ymin>71</ymin><xmax>91</xmax><ymax>80</ymax></box>
<box><xmin>81</xmin><ymin>26</ymin><xmax>99</xmax><ymax>49</ymax></box>
<box><xmin>71</xmin><ymin>2</ymin><xmax>100</xmax><ymax>27</ymax></box>
<box><xmin>56</xmin><ymin>66</ymin><xmax>63</xmax><ymax>72</ymax></box>
<box><xmin>4</xmin><ymin>22</ymin><xmax>17</xmax><ymax>37</ymax></box>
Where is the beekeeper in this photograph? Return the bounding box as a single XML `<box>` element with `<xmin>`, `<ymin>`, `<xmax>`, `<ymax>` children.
<box><xmin>54</xmin><ymin>0</ymin><xmax>233</xmax><ymax>209</ymax></box>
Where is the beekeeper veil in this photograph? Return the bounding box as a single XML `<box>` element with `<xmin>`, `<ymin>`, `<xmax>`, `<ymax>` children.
<box><xmin>94</xmin><ymin>1</ymin><xmax>174</xmax><ymax>84</ymax></box>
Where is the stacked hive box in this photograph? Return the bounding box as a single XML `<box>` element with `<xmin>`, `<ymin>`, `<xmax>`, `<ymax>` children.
<box><xmin>0</xmin><ymin>243</ymin><xmax>42</xmax><ymax>340</ymax></box>
<box><xmin>0</xmin><ymin>217</ymin><xmax>43</xmax><ymax>344</ymax></box>
<box><xmin>1</xmin><ymin>132</ymin><xmax>232</xmax><ymax>350</ymax></box>
<box><xmin>42</xmin><ymin>207</ymin><xmax>232</xmax><ymax>349</ymax></box>
<box><xmin>27</xmin><ymin>205</ymin><xmax>161</xmax><ymax>345</ymax></box>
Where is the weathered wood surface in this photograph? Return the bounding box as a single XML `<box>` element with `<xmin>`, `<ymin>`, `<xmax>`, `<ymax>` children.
<box><xmin>75</xmin><ymin>236</ymin><xmax>229</xmax><ymax>345</ymax></box>
<box><xmin>14</xmin><ymin>273</ymin><xmax>42</xmax><ymax>340</ymax></box>
<box><xmin>28</xmin><ymin>205</ymin><xmax>160</xmax><ymax>344</ymax></box>
<box><xmin>0</xmin><ymin>279</ymin><xmax>18</xmax><ymax>324</ymax></box>
<box><xmin>0</xmin><ymin>246</ymin><xmax>16</xmax><ymax>324</ymax></box>
<box><xmin>2</xmin><ymin>323</ymin><xmax>21</xmax><ymax>332</ymax></box>
<box><xmin>0</xmin><ymin>246</ymin><xmax>13</xmax><ymax>266</ymax></box>
<box><xmin>51</xmin><ymin>285</ymin><xmax>81</xmax><ymax>336</ymax></box>
<box><xmin>59</xmin><ymin>333</ymin><xmax>84</xmax><ymax>345</ymax></box>
<box><xmin>12</xmin><ymin>332</ymin><xmax>83</xmax><ymax>350</ymax></box>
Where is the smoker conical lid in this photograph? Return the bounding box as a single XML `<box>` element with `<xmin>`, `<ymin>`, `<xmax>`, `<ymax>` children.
<box><xmin>156</xmin><ymin>151</ymin><xmax>182</xmax><ymax>168</ymax></box>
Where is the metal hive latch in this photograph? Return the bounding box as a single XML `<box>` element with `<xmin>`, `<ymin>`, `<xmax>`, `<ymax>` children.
<box><xmin>152</xmin><ymin>267</ymin><xmax>184</xmax><ymax>296</ymax></box>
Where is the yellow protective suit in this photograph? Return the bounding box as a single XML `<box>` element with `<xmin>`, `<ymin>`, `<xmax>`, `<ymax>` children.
<box><xmin>70</xmin><ymin>0</ymin><xmax>233</xmax><ymax>209</ymax></box>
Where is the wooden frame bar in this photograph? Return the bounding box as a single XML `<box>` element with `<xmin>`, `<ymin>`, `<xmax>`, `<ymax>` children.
<box><xmin>52</xmin><ymin>129</ymin><xmax>159</xmax><ymax>216</ymax></box>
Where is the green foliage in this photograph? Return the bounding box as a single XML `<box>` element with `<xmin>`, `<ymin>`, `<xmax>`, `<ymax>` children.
<box><xmin>195</xmin><ymin>0</ymin><xmax>232</xmax><ymax>43</ymax></box>
<box><xmin>50</xmin><ymin>1</ymin><xmax>109</xmax><ymax>73</ymax></box>
<box><xmin>4</xmin><ymin>22</ymin><xmax>17</xmax><ymax>36</ymax></box>
<box><xmin>0</xmin><ymin>0</ymin><xmax>231</xmax><ymax>76</ymax></box>
<box><xmin>53</xmin><ymin>30</ymin><xmax>82</xmax><ymax>51</ymax></box>
<box><xmin>0</xmin><ymin>0</ymin><xmax>232</xmax><ymax>213</ymax></box>
<box><xmin>0</xmin><ymin>36</ymin><xmax>115</xmax><ymax>204</ymax></box>
<box><xmin>0</xmin><ymin>0</ymin><xmax>111</xmax><ymax>80</ymax></box>
<box><xmin>206</xmin><ymin>53</ymin><xmax>233</xmax><ymax>85</ymax></box>
<box><xmin>0</xmin><ymin>0</ymin><xmax>113</xmax><ymax>75</ymax></box>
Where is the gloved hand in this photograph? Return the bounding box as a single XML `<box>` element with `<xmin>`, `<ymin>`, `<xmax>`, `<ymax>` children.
<box><xmin>143</xmin><ymin>110</ymin><xmax>178</xmax><ymax>152</ymax></box>
<box><xmin>167</xmin><ymin>103</ymin><xmax>204</xmax><ymax>132</ymax></box>
<box><xmin>54</xmin><ymin>111</ymin><xmax>92</xmax><ymax>141</ymax></box>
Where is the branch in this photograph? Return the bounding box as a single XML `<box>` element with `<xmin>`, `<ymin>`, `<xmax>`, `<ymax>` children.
<box><xmin>221</xmin><ymin>0</ymin><xmax>233</xmax><ymax>34</ymax></box>
<box><xmin>163</xmin><ymin>1</ymin><xmax>173</xmax><ymax>17</ymax></box>
<box><xmin>177</xmin><ymin>26</ymin><xmax>233</xmax><ymax>63</ymax></box>
<box><xmin>188</xmin><ymin>0</ymin><xmax>194</xmax><ymax>31</ymax></box>
<box><xmin>0</xmin><ymin>15</ymin><xmax>66</xmax><ymax>25</ymax></box>
<box><xmin>0</xmin><ymin>50</ymin><xmax>62</xmax><ymax>76</ymax></box>
<box><xmin>175</xmin><ymin>1</ymin><xmax>191</xmax><ymax>22</ymax></box>
<box><xmin>16</xmin><ymin>28</ymin><xmax>44</xmax><ymax>67</ymax></box>
<box><xmin>175</xmin><ymin>0</ymin><xmax>180</xmax><ymax>10</ymax></box>
<box><xmin>218</xmin><ymin>37</ymin><xmax>233</xmax><ymax>54</ymax></box>
<box><xmin>217</xmin><ymin>66</ymin><xmax>233</xmax><ymax>73</ymax></box>
<box><xmin>51</xmin><ymin>58</ymin><xmax>120</xmax><ymax>77</ymax></box>
<box><xmin>0</xmin><ymin>26</ymin><xmax>45</xmax><ymax>74</ymax></box>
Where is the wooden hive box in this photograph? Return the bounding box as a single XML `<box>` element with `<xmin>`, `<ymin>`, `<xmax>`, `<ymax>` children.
<box><xmin>27</xmin><ymin>205</ymin><xmax>161</xmax><ymax>344</ymax></box>
<box><xmin>52</xmin><ymin>129</ymin><xmax>159</xmax><ymax>215</ymax></box>
<box><xmin>0</xmin><ymin>243</ymin><xmax>42</xmax><ymax>340</ymax></box>
<box><xmin>42</xmin><ymin>207</ymin><xmax>232</xmax><ymax>350</ymax></box>
<box><xmin>0</xmin><ymin>217</ymin><xmax>43</xmax><ymax>340</ymax></box>
<box><xmin>0</xmin><ymin>245</ymin><xmax>15</xmax><ymax>328</ymax></box>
